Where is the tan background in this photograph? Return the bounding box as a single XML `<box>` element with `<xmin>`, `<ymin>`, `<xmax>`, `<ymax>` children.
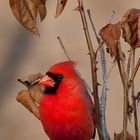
<box><xmin>0</xmin><ymin>0</ymin><xmax>140</xmax><ymax>140</ymax></box>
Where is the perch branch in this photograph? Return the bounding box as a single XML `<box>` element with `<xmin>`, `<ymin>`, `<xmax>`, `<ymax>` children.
<box><xmin>77</xmin><ymin>0</ymin><xmax>104</xmax><ymax>139</ymax></box>
<box><xmin>131</xmin><ymin>50</ymin><xmax>139</xmax><ymax>140</ymax></box>
<box><xmin>87</xmin><ymin>9</ymin><xmax>111</xmax><ymax>140</ymax></box>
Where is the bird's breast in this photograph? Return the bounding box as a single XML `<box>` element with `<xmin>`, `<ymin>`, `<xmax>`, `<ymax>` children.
<box><xmin>39</xmin><ymin>93</ymin><xmax>94</xmax><ymax>140</ymax></box>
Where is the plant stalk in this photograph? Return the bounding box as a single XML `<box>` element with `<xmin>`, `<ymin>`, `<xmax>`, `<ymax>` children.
<box><xmin>57</xmin><ymin>36</ymin><xmax>71</xmax><ymax>60</ymax></box>
<box><xmin>131</xmin><ymin>50</ymin><xmax>139</xmax><ymax>140</ymax></box>
<box><xmin>77</xmin><ymin>0</ymin><xmax>104</xmax><ymax>139</ymax></box>
<box><xmin>87</xmin><ymin>9</ymin><xmax>111</xmax><ymax>140</ymax></box>
<box><xmin>123</xmin><ymin>84</ymin><xmax>128</xmax><ymax>140</ymax></box>
<box><xmin>117</xmin><ymin>58</ymin><xmax>128</xmax><ymax>140</ymax></box>
<box><xmin>127</xmin><ymin>49</ymin><xmax>133</xmax><ymax>79</ymax></box>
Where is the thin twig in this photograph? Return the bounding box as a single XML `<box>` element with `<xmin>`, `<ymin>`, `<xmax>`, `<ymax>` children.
<box><xmin>123</xmin><ymin>84</ymin><xmax>129</xmax><ymax>140</ymax></box>
<box><xmin>117</xmin><ymin>49</ymin><xmax>130</xmax><ymax>139</ymax></box>
<box><xmin>18</xmin><ymin>79</ymin><xmax>30</xmax><ymax>87</ymax></box>
<box><xmin>127</xmin><ymin>49</ymin><xmax>133</xmax><ymax>79</ymax></box>
<box><xmin>117</xmin><ymin>57</ymin><xmax>128</xmax><ymax>140</ymax></box>
<box><xmin>95</xmin><ymin>41</ymin><xmax>104</xmax><ymax>58</ymax></box>
<box><xmin>107</xmin><ymin>62</ymin><xmax>116</xmax><ymax>79</ymax></box>
<box><xmin>117</xmin><ymin>59</ymin><xmax>125</xmax><ymax>87</ymax></box>
<box><xmin>87</xmin><ymin>9</ymin><xmax>101</xmax><ymax>44</ymax></box>
<box><xmin>131</xmin><ymin>50</ymin><xmax>139</xmax><ymax>140</ymax></box>
<box><xmin>128</xmin><ymin>57</ymin><xmax>140</xmax><ymax>89</ymax></box>
<box><xmin>77</xmin><ymin>0</ymin><xmax>104</xmax><ymax>139</ymax></box>
<box><xmin>117</xmin><ymin>44</ymin><xmax>127</xmax><ymax>87</ymax></box>
<box><xmin>131</xmin><ymin>49</ymin><xmax>135</xmax><ymax>95</ymax></box>
<box><xmin>118</xmin><ymin>44</ymin><xmax>127</xmax><ymax>82</ymax></box>
<box><xmin>87</xmin><ymin>9</ymin><xmax>111</xmax><ymax>140</ymax></box>
<box><xmin>57</xmin><ymin>36</ymin><xmax>71</xmax><ymax>60</ymax></box>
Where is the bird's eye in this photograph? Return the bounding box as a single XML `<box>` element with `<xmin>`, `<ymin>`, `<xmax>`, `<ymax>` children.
<box><xmin>46</xmin><ymin>72</ymin><xmax>50</xmax><ymax>75</ymax></box>
<box><xmin>56</xmin><ymin>75</ymin><xmax>63</xmax><ymax>81</ymax></box>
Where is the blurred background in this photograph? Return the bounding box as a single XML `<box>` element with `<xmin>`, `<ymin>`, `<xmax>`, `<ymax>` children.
<box><xmin>0</xmin><ymin>0</ymin><xmax>140</xmax><ymax>140</ymax></box>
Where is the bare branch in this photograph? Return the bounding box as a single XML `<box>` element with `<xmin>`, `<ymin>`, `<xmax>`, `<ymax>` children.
<box><xmin>77</xmin><ymin>0</ymin><xmax>104</xmax><ymax>139</ymax></box>
<box><xmin>87</xmin><ymin>9</ymin><xmax>117</xmax><ymax>140</ymax></box>
<box><xmin>131</xmin><ymin>50</ymin><xmax>139</xmax><ymax>140</ymax></box>
<box><xmin>57</xmin><ymin>36</ymin><xmax>71</xmax><ymax>60</ymax></box>
<box><xmin>107</xmin><ymin>62</ymin><xmax>116</xmax><ymax>79</ymax></box>
<box><xmin>127</xmin><ymin>49</ymin><xmax>133</xmax><ymax>79</ymax></box>
<box><xmin>128</xmin><ymin>57</ymin><xmax>140</xmax><ymax>88</ymax></box>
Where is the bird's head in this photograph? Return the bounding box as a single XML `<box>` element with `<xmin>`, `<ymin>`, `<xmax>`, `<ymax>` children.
<box><xmin>39</xmin><ymin>61</ymin><xmax>76</xmax><ymax>94</ymax></box>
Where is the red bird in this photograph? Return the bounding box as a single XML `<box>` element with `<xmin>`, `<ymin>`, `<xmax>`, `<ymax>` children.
<box><xmin>39</xmin><ymin>61</ymin><xmax>96</xmax><ymax>140</ymax></box>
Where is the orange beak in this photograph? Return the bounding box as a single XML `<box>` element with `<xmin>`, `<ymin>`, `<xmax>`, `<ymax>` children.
<box><xmin>39</xmin><ymin>75</ymin><xmax>55</xmax><ymax>87</ymax></box>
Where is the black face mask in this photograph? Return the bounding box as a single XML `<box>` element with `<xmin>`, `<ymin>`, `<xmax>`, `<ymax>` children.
<box><xmin>43</xmin><ymin>72</ymin><xmax>64</xmax><ymax>94</ymax></box>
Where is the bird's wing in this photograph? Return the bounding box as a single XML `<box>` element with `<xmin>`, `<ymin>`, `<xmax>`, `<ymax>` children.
<box><xmin>85</xmin><ymin>91</ymin><xmax>96</xmax><ymax>139</ymax></box>
<box><xmin>82</xmin><ymin>80</ymin><xmax>96</xmax><ymax>139</ymax></box>
<box><xmin>63</xmin><ymin>78</ymin><xmax>96</xmax><ymax>139</ymax></box>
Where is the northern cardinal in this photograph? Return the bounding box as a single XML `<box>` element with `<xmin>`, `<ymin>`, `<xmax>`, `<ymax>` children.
<box><xmin>39</xmin><ymin>61</ymin><xmax>96</xmax><ymax>140</ymax></box>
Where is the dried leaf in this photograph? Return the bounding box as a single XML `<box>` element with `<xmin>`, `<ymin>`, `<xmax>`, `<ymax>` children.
<box><xmin>9</xmin><ymin>0</ymin><xmax>47</xmax><ymax>35</ymax></box>
<box><xmin>99</xmin><ymin>22</ymin><xmax>121</xmax><ymax>58</ymax></box>
<box><xmin>29</xmin><ymin>84</ymin><xmax>44</xmax><ymax>104</ymax></box>
<box><xmin>18</xmin><ymin>73</ymin><xmax>44</xmax><ymax>103</ymax></box>
<box><xmin>55</xmin><ymin>0</ymin><xmax>68</xmax><ymax>17</ymax></box>
<box><xmin>34</xmin><ymin>0</ymin><xmax>47</xmax><ymax>21</ymax></box>
<box><xmin>121</xmin><ymin>8</ymin><xmax>140</xmax><ymax>49</ymax></box>
<box><xmin>17</xmin><ymin>73</ymin><xmax>45</xmax><ymax>119</ymax></box>
<box><xmin>114</xmin><ymin>131</ymin><xmax>134</xmax><ymax>140</ymax></box>
<box><xmin>17</xmin><ymin>90</ymin><xmax>40</xmax><ymax>119</ymax></box>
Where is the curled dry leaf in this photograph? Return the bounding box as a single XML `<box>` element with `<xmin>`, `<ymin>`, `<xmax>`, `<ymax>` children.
<box><xmin>17</xmin><ymin>73</ymin><xmax>44</xmax><ymax>119</ymax></box>
<box><xmin>34</xmin><ymin>0</ymin><xmax>47</xmax><ymax>21</ymax></box>
<box><xmin>121</xmin><ymin>8</ymin><xmax>140</xmax><ymax>49</ymax></box>
<box><xmin>29</xmin><ymin>84</ymin><xmax>44</xmax><ymax>104</ymax></box>
<box><xmin>99</xmin><ymin>22</ymin><xmax>121</xmax><ymax>58</ymax></box>
<box><xmin>55</xmin><ymin>0</ymin><xmax>68</xmax><ymax>17</ymax></box>
<box><xmin>9</xmin><ymin>0</ymin><xmax>47</xmax><ymax>35</ymax></box>
<box><xmin>17</xmin><ymin>89</ymin><xmax>40</xmax><ymax>119</ymax></box>
<box><xmin>114</xmin><ymin>131</ymin><xmax>134</xmax><ymax>140</ymax></box>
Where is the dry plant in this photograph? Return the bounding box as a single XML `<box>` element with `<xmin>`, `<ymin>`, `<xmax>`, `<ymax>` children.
<box><xmin>9</xmin><ymin>0</ymin><xmax>140</xmax><ymax>140</ymax></box>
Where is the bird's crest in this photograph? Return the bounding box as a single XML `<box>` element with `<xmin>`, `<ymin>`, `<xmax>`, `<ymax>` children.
<box><xmin>49</xmin><ymin>61</ymin><xmax>77</xmax><ymax>77</ymax></box>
